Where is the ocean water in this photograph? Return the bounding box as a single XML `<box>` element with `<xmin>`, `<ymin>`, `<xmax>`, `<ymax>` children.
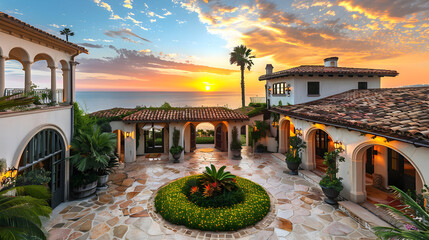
<box><xmin>76</xmin><ymin>91</ymin><xmax>263</xmax><ymax>113</ymax></box>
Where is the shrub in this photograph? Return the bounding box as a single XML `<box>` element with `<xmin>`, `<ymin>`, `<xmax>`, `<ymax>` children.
<box><xmin>285</xmin><ymin>136</ymin><xmax>307</xmax><ymax>164</ymax></box>
<box><xmin>196</xmin><ymin>136</ymin><xmax>214</xmax><ymax>144</ymax></box>
<box><xmin>319</xmin><ymin>150</ymin><xmax>345</xmax><ymax>192</ymax></box>
<box><xmin>155</xmin><ymin>175</ymin><xmax>270</xmax><ymax>231</ymax></box>
<box><xmin>230</xmin><ymin>126</ymin><xmax>242</xmax><ymax>150</ymax></box>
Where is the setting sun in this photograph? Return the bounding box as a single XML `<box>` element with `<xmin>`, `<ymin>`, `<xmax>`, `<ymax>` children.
<box><xmin>205</xmin><ymin>85</ymin><xmax>211</xmax><ymax>91</ymax></box>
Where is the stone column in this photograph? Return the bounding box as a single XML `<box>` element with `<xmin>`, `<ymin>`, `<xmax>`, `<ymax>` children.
<box><xmin>49</xmin><ymin>66</ymin><xmax>57</xmax><ymax>104</ymax></box>
<box><xmin>124</xmin><ymin>123</ymin><xmax>136</xmax><ymax>163</ymax></box>
<box><xmin>0</xmin><ymin>56</ymin><xmax>5</xmax><ymax>97</ymax></box>
<box><xmin>62</xmin><ymin>68</ymin><xmax>70</xmax><ymax>103</ymax></box>
<box><xmin>23</xmin><ymin>61</ymin><xmax>32</xmax><ymax>93</ymax></box>
<box><xmin>245</xmin><ymin>125</ymin><xmax>249</xmax><ymax>146</ymax></box>
<box><xmin>69</xmin><ymin>61</ymin><xmax>78</xmax><ymax>103</ymax></box>
<box><xmin>227</xmin><ymin>123</ymin><xmax>233</xmax><ymax>159</ymax></box>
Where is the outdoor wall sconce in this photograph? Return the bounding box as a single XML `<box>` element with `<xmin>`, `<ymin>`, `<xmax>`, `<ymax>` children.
<box><xmin>286</xmin><ymin>84</ymin><xmax>291</xmax><ymax>96</ymax></box>
<box><xmin>1</xmin><ymin>166</ymin><xmax>18</xmax><ymax>186</ymax></box>
<box><xmin>272</xmin><ymin>122</ymin><xmax>279</xmax><ymax>128</ymax></box>
<box><xmin>253</xmin><ymin>126</ymin><xmax>259</xmax><ymax>132</ymax></box>
<box><xmin>334</xmin><ymin>141</ymin><xmax>344</xmax><ymax>151</ymax></box>
<box><xmin>125</xmin><ymin>132</ymin><xmax>132</xmax><ymax>138</ymax></box>
<box><xmin>267</xmin><ymin>87</ymin><xmax>272</xmax><ymax>95</ymax></box>
<box><xmin>295</xmin><ymin>128</ymin><xmax>303</xmax><ymax>136</ymax></box>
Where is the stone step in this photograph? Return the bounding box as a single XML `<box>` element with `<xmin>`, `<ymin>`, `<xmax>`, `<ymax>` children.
<box><xmin>360</xmin><ymin>201</ymin><xmax>402</xmax><ymax>228</ymax></box>
<box><xmin>298</xmin><ymin>170</ymin><xmax>322</xmax><ymax>186</ymax></box>
<box><xmin>271</xmin><ymin>153</ymin><xmax>285</xmax><ymax>162</ymax></box>
<box><xmin>339</xmin><ymin>201</ymin><xmax>392</xmax><ymax>231</ymax></box>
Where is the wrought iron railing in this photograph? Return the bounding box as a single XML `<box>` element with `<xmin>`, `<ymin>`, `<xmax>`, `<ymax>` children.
<box><xmin>4</xmin><ymin>88</ymin><xmax>64</xmax><ymax>104</ymax></box>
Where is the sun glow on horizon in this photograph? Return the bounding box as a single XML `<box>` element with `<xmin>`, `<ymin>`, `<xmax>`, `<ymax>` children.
<box><xmin>203</xmin><ymin>82</ymin><xmax>214</xmax><ymax>91</ymax></box>
<box><xmin>205</xmin><ymin>85</ymin><xmax>211</xmax><ymax>91</ymax></box>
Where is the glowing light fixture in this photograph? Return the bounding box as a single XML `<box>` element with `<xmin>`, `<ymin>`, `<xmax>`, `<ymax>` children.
<box><xmin>1</xmin><ymin>166</ymin><xmax>18</xmax><ymax>186</ymax></box>
<box><xmin>286</xmin><ymin>84</ymin><xmax>291</xmax><ymax>96</ymax></box>
<box><xmin>125</xmin><ymin>132</ymin><xmax>132</xmax><ymax>138</ymax></box>
<box><xmin>272</xmin><ymin>122</ymin><xmax>279</xmax><ymax>128</ymax></box>
<box><xmin>295</xmin><ymin>128</ymin><xmax>303</xmax><ymax>136</ymax></box>
<box><xmin>334</xmin><ymin>141</ymin><xmax>344</xmax><ymax>151</ymax></box>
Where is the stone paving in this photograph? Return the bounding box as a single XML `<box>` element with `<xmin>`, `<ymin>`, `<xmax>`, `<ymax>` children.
<box><xmin>45</xmin><ymin>147</ymin><xmax>376</xmax><ymax>239</ymax></box>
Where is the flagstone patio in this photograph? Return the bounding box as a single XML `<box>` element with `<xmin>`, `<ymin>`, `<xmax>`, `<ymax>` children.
<box><xmin>46</xmin><ymin>147</ymin><xmax>376</xmax><ymax>239</ymax></box>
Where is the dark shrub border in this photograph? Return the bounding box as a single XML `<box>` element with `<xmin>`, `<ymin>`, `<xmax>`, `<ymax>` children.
<box><xmin>154</xmin><ymin>175</ymin><xmax>270</xmax><ymax>231</ymax></box>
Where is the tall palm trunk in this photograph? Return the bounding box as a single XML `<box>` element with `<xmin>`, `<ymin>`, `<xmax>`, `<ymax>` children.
<box><xmin>240</xmin><ymin>64</ymin><xmax>245</xmax><ymax>108</ymax></box>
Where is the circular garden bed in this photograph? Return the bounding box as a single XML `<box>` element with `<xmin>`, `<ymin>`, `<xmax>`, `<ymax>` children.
<box><xmin>154</xmin><ymin>174</ymin><xmax>271</xmax><ymax>231</ymax></box>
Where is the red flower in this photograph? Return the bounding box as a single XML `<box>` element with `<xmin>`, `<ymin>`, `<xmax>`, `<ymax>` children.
<box><xmin>190</xmin><ymin>186</ymin><xmax>198</xmax><ymax>195</ymax></box>
<box><xmin>204</xmin><ymin>184</ymin><xmax>210</xmax><ymax>190</ymax></box>
<box><xmin>233</xmin><ymin>178</ymin><xmax>237</xmax><ymax>183</ymax></box>
<box><xmin>212</xmin><ymin>182</ymin><xmax>218</xmax><ymax>188</ymax></box>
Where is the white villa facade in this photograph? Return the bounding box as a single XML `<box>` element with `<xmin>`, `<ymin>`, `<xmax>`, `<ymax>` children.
<box><xmin>272</xmin><ymin>87</ymin><xmax>429</xmax><ymax>204</ymax></box>
<box><xmin>259</xmin><ymin>57</ymin><xmax>398</xmax><ymax>107</ymax></box>
<box><xmin>0</xmin><ymin>13</ymin><xmax>87</xmax><ymax>207</ymax></box>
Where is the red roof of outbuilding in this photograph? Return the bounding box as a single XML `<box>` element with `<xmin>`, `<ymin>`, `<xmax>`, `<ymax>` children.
<box><xmin>259</xmin><ymin>65</ymin><xmax>398</xmax><ymax>80</ymax></box>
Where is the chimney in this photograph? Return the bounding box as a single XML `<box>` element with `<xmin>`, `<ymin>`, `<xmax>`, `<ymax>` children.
<box><xmin>265</xmin><ymin>64</ymin><xmax>274</xmax><ymax>75</ymax></box>
<box><xmin>324</xmin><ymin>57</ymin><xmax>338</xmax><ymax>67</ymax></box>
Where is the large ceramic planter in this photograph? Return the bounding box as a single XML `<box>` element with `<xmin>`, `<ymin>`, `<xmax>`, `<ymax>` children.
<box><xmin>173</xmin><ymin>153</ymin><xmax>181</xmax><ymax>163</ymax></box>
<box><xmin>72</xmin><ymin>180</ymin><xmax>97</xmax><ymax>199</ymax></box>
<box><xmin>286</xmin><ymin>161</ymin><xmax>300</xmax><ymax>175</ymax></box>
<box><xmin>320</xmin><ymin>185</ymin><xmax>340</xmax><ymax>205</ymax></box>
<box><xmin>232</xmin><ymin>149</ymin><xmax>242</xmax><ymax>160</ymax></box>
<box><xmin>97</xmin><ymin>174</ymin><xmax>109</xmax><ymax>189</ymax></box>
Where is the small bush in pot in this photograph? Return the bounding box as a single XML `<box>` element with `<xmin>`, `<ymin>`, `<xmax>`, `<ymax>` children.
<box><xmin>319</xmin><ymin>149</ymin><xmax>345</xmax><ymax>205</ymax></box>
<box><xmin>285</xmin><ymin>136</ymin><xmax>306</xmax><ymax>175</ymax></box>
<box><xmin>170</xmin><ymin>127</ymin><xmax>183</xmax><ymax>163</ymax></box>
<box><xmin>230</xmin><ymin>126</ymin><xmax>242</xmax><ymax>160</ymax></box>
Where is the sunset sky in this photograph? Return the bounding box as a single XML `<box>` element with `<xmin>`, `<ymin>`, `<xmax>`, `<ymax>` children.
<box><xmin>2</xmin><ymin>0</ymin><xmax>429</xmax><ymax>95</ymax></box>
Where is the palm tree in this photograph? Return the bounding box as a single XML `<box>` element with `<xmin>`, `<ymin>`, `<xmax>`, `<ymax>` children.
<box><xmin>373</xmin><ymin>186</ymin><xmax>429</xmax><ymax>239</ymax></box>
<box><xmin>60</xmin><ymin>28</ymin><xmax>74</xmax><ymax>42</ymax></box>
<box><xmin>70</xmin><ymin>126</ymin><xmax>117</xmax><ymax>173</ymax></box>
<box><xmin>0</xmin><ymin>185</ymin><xmax>52</xmax><ymax>240</ymax></box>
<box><xmin>229</xmin><ymin>45</ymin><xmax>255</xmax><ymax>108</ymax></box>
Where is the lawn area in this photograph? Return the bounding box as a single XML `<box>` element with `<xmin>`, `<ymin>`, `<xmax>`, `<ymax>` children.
<box><xmin>196</xmin><ymin>136</ymin><xmax>214</xmax><ymax>144</ymax></box>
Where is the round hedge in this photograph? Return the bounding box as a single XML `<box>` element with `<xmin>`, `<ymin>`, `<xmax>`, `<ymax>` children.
<box><xmin>154</xmin><ymin>175</ymin><xmax>271</xmax><ymax>231</ymax></box>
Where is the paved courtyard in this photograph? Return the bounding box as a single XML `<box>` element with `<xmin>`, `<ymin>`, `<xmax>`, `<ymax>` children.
<box><xmin>46</xmin><ymin>147</ymin><xmax>376</xmax><ymax>240</ymax></box>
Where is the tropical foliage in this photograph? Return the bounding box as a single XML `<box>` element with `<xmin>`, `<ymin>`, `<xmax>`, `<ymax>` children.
<box><xmin>252</xmin><ymin>121</ymin><xmax>269</xmax><ymax>143</ymax></box>
<box><xmin>169</xmin><ymin>127</ymin><xmax>184</xmax><ymax>155</ymax></box>
<box><xmin>373</xmin><ymin>186</ymin><xmax>429</xmax><ymax>240</ymax></box>
<box><xmin>319</xmin><ymin>150</ymin><xmax>345</xmax><ymax>192</ymax></box>
<box><xmin>0</xmin><ymin>93</ymin><xmax>35</xmax><ymax>111</ymax></box>
<box><xmin>154</xmin><ymin>175</ymin><xmax>270</xmax><ymax>231</ymax></box>
<box><xmin>0</xmin><ymin>185</ymin><xmax>51</xmax><ymax>240</ymax></box>
<box><xmin>60</xmin><ymin>28</ymin><xmax>74</xmax><ymax>41</ymax></box>
<box><xmin>201</xmin><ymin>164</ymin><xmax>237</xmax><ymax>193</ymax></box>
<box><xmin>285</xmin><ymin>136</ymin><xmax>307</xmax><ymax>164</ymax></box>
<box><xmin>229</xmin><ymin>45</ymin><xmax>255</xmax><ymax>108</ymax></box>
<box><xmin>15</xmin><ymin>169</ymin><xmax>51</xmax><ymax>187</ymax></box>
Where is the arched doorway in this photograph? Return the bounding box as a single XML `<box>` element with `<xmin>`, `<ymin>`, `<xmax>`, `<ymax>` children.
<box><xmin>18</xmin><ymin>129</ymin><xmax>66</xmax><ymax>208</ymax></box>
<box><xmin>279</xmin><ymin>118</ymin><xmax>296</xmax><ymax>153</ymax></box>
<box><xmin>353</xmin><ymin>143</ymin><xmax>423</xmax><ymax>205</ymax></box>
<box><xmin>306</xmin><ymin>128</ymin><xmax>334</xmax><ymax>175</ymax></box>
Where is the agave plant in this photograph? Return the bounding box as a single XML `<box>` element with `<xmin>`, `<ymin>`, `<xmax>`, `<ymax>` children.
<box><xmin>373</xmin><ymin>186</ymin><xmax>429</xmax><ymax>240</ymax></box>
<box><xmin>0</xmin><ymin>185</ymin><xmax>52</xmax><ymax>240</ymax></box>
<box><xmin>201</xmin><ymin>164</ymin><xmax>237</xmax><ymax>192</ymax></box>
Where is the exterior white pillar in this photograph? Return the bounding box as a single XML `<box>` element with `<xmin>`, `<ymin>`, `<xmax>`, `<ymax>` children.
<box><xmin>62</xmin><ymin>68</ymin><xmax>69</xmax><ymax>103</ymax></box>
<box><xmin>49</xmin><ymin>66</ymin><xmax>57</xmax><ymax>104</ymax></box>
<box><xmin>23</xmin><ymin>61</ymin><xmax>32</xmax><ymax>93</ymax></box>
<box><xmin>227</xmin><ymin>123</ymin><xmax>233</xmax><ymax>159</ymax></box>
<box><xmin>69</xmin><ymin>61</ymin><xmax>78</xmax><ymax>103</ymax></box>
<box><xmin>245</xmin><ymin>125</ymin><xmax>249</xmax><ymax>146</ymax></box>
<box><xmin>124</xmin><ymin>123</ymin><xmax>136</xmax><ymax>163</ymax></box>
<box><xmin>0</xmin><ymin>56</ymin><xmax>5</xmax><ymax>97</ymax></box>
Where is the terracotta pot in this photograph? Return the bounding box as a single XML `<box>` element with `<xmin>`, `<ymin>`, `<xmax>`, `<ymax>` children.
<box><xmin>320</xmin><ymin>185</ymin><xmax>340</xmax><ymax>205</ymax></box>
<box><xmin>286</xmin><ymin>161</ymin><xmax>300</xmax><ymax>175</ymax></box>
<box><xmin>72</xmin><ymin>180</ymin><xmax>97</xmax><ymax>199</ymax></box>
<box><xmin>232</xmin><ymin>149</ymin><xmax>242</xmax><ymax>160</ymax></box>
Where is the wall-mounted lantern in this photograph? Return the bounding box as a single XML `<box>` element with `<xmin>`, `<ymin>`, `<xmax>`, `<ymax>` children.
<box><xmin>295</xmin><ymin>128</ymin><xmax>303</xmax><ymax>136</ymax></box>
<box><xmin>125</xmin><ymin>131</ymin><xmax>132</xmax><ymax>138</ymax></box>
<box><xmin>267</xmin><ymin>87</ymin><xmax>272</xmax><ymax>95</ymax></box>
<box><xmin>334</xmin><ymin>141</ymin><xmax>344</xmax><ymax>151</ymax></box>
<box><xmin>272</xmin><ymin>122</ymin><xmax>279</xmax><ymax>128</ymax></box>
<box><xmin>286</xmin><ymin>84</ymin><xmax>291</xmax><ymax>96</ymax></box>
<box><xmin>253</xmin><ymin>126</ymin><xmax>259</xmax><ymax>132</ymax></box>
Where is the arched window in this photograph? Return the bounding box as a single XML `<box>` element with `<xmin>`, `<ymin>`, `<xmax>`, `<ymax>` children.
<box><xmin>19</xmin><ymin>129</ymin><xmax>66</xmax><ymax>208</ymax></box>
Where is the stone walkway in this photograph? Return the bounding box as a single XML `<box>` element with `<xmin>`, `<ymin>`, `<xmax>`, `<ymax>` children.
<box><xmin>45</xmin><ymin>148</ymin><xmax>376</xmax><ymax>239</ymax></box>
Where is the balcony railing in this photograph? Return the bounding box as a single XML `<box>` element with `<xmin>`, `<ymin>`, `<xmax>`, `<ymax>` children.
<box><xmin>250</xmin><ymin>97</ymin><xmax>266</xmax><ymax>104</ymax></box>
<box><xmin>4</xmin><ymin>88</ymin><xmax>64</xmax><ymax>104</ymax></box>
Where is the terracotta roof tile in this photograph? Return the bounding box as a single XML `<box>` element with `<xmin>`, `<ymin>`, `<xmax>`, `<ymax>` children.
<box><xmin>124</xmin><ymin>107</ymin><xmax>249</xmax><ymax>122</ymax></box>
<box><xmin>90</xmin><ymin>108</ymin><xmax>136</xmax><ymax>119</ymax></box>
<box><xmin>0</xmin><ymin>12</ymin><xmax>88</xmax><ymax>53</ymax></box>
<box><xmin>259</xmin><ymin>65</ymin><xmax>398</xmax><ymax>80</ymax></box>
<box><xmin>271</xmin><ymin>87</ymin><xmax>429</xmax><ymax>145</ymax></box>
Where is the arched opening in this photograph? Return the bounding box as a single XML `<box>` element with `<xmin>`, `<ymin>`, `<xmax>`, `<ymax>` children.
<box><xmin>279</xmin><ymin>118</ymin><xmax>296</xmax><ymax>153</ymax></box>
<box><xmin>17</xmin><ymin>129</ymin><xmax>66</xmax><ymax>208</ymax></box>
<box><xmin>113</xmin><ymin>129</ymin><xmax>125</xmax><ymax>162</ymax></box>
<box><xmin>215</xmin><ymin>122</ymin><xmax>228</xmax><ymax>152</ymax></box>
<box><xmin>354</xmin><ymin>143</ymin><xmax>424</xmax><ymax>206</ymax></box>
<box><xmin>33</xmin><ymin>53</ymin><xmax>57</xmax><ymax>104</ymax></box>
<box><xmin>184</xmin><ymin>122</ymin><xmax>220</xmax><ymax>153</ymax></box>
<box><xmin>142</xmin><ymin>123</ymin><xmax>165</xmax><ymax>153</ymax></box>
<box><xmin>306</xmin><ymin>128</ymin><xmax>334</xmax><ymax>176</ymax></box>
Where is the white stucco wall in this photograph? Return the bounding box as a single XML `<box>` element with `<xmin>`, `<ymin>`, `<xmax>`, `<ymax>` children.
<box><xmin>0</xmin><ymin>106</ymin><xmax>72</xmax><ymax>168</ymax></box>
<box><xmin>266</xmin><ymin>75</ymin><xmax>381</xmax><ymax>106</ymax></box>
<box><xmin>280</xmin><ymin>115</ymin><xmax>429</xmax><ymax>203</ymax></box>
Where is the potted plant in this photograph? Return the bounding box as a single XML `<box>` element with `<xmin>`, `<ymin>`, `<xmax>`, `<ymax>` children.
<box><xmin>252</xmin><ymin>121</ymin><xmax>269</xmax><ymax>153</ymax></box>
<box><xmin>230</xmin><ymin>126</ymin><xmax>242</xmax><ymax>160</ymax></box>
<box><xmin>285</xmin><ymin>136</ymin><xmax>306</xmax><ymax>175</ymax></box>
<box><xmin>170</xmin><ymin>127</ymin><xmax>183</xmax><ymax>163</ymax></box>
<box><xmin>69</xmin><ymin>126</ymin><xmax>117</xmax><ymax>198</ymax></box>
<box><xmin>97</xmin><ymin>155</ymin><xmax>119</xmax><ymax>189</ymax></box>
<box><xmin>319</xmin><ymin>149</ymin><xmax>345</xmax><ymax>205</ymax></box>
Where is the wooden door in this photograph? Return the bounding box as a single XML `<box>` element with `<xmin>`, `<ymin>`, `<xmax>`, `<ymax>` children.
<box><xmin>388</xmin><ymin>149</ymin><xmax>416</xmax><ymax>192</ymax></box>
<box><xmin>190</xmin><ymin>124</ymin><xmax>196</xmax><ymax>152</ymax></box>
